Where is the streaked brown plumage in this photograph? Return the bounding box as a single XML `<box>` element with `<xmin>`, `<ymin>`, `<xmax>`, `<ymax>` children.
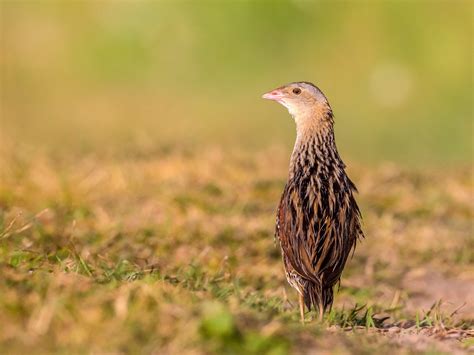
<box><xmin>262</xmin><ymin>82</ymin><xmax>364</xmax><ymax>322</ymax></box>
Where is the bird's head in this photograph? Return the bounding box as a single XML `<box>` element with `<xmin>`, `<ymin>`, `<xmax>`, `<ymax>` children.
<box><xmin>262</xmin><ymin>82</ymin><xmax>333</xmax><ymax>127</ymax></box>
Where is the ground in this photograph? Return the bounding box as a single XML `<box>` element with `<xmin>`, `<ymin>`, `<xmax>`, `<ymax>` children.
<box><xmin>0</xmin><ymin>147</ymin><xmax>472</xmax><ymax>354</ymax></box>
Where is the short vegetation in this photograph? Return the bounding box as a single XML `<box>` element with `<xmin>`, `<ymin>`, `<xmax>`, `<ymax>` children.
<box><xmin>0</xmin><ymin>147</ymin><xmax>472</xmax><ymax>354</ymax></box>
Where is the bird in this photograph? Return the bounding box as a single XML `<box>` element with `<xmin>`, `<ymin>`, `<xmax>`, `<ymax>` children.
<box><xmin>262</xmin><ymin>82</ymin><xmax>364</xmax><ymax>322</ymax></box>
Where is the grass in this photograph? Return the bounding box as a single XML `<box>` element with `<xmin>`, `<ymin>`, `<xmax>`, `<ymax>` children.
<box><xmin>0</xmin><ymin>146</ymin><xmax>473</xmax><ymax>354</ymax></box>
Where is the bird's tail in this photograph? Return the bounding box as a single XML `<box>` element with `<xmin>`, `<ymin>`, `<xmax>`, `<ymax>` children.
<box><xmin>303</xmin><ymin>280</ymin><xmax>334</xmax><ymax>316</ymax></box>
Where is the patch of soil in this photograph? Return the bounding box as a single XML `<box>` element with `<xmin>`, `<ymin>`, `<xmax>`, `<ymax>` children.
<box><xmin>402</xmin><ymin>269</ymin><xmax>474</xmax><ymax>319</ymax></box>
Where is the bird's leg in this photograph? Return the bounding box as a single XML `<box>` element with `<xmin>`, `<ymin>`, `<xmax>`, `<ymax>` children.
<box><xmin>318</xmin><ymin>305</ymin><xmax>324</xmax><ymax>322</ymax></box>
<box><xmin>298</xmin><ymin>293</ymin><xmax>305</xmax><ymax>324</ymax></box>
<box><xmin>283</xmin><ymin>287</ymin><xmax>294</xmax><ymax>309</ymax></box>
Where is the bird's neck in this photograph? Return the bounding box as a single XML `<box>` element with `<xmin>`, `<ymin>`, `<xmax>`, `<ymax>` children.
<box><xmin>289</xmin><ymin>110</ymin><xmax>343</xmax><ymax>180</ymax></box>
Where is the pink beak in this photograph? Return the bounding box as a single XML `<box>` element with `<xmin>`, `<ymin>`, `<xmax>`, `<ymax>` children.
<box><xmin>262</xmin><ymin>89</ymin><xmax>285</xmax><ymax>102</ymax></box>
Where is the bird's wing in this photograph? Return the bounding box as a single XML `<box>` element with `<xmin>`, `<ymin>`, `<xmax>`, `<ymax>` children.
<box><xmin>277</xmin><ymin>178</ymin><xmax>360</xmax><ymax>285</ymax></box>
<box><xmin>276</xmin><ymin>182</ymin><xmax>321</xmax><ymax>283</ymax></box>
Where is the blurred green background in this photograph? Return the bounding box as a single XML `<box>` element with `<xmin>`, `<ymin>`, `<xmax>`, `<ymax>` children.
<box><xmin>1</xmin><ymin>1</ymin><xmax>472</xmax><ymax>164</ymax></box>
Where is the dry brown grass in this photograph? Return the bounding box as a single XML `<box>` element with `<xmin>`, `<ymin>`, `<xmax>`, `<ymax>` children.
<box><xmin>0</xmin><ymin>146</ymin><xmax>473</xmax><ymax>354</ymax></box>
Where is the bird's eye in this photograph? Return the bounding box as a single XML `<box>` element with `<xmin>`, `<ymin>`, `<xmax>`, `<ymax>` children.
<box><xmin>292</xmin><ymin>88</ymin><xmax>301</xmax><ymax>95</ymax></box>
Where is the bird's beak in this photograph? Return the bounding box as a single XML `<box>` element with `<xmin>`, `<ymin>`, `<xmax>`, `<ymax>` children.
<box><xmin>262</xmin><ymin>89</ymin><xmax>285</xmax><ymax>102</ymax></box>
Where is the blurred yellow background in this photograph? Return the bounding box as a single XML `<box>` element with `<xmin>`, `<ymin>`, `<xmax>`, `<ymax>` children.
<box><xmin>1</xmin><ymin>1</ymin><xmax>472</xmax><ymax>164</ymax></box>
